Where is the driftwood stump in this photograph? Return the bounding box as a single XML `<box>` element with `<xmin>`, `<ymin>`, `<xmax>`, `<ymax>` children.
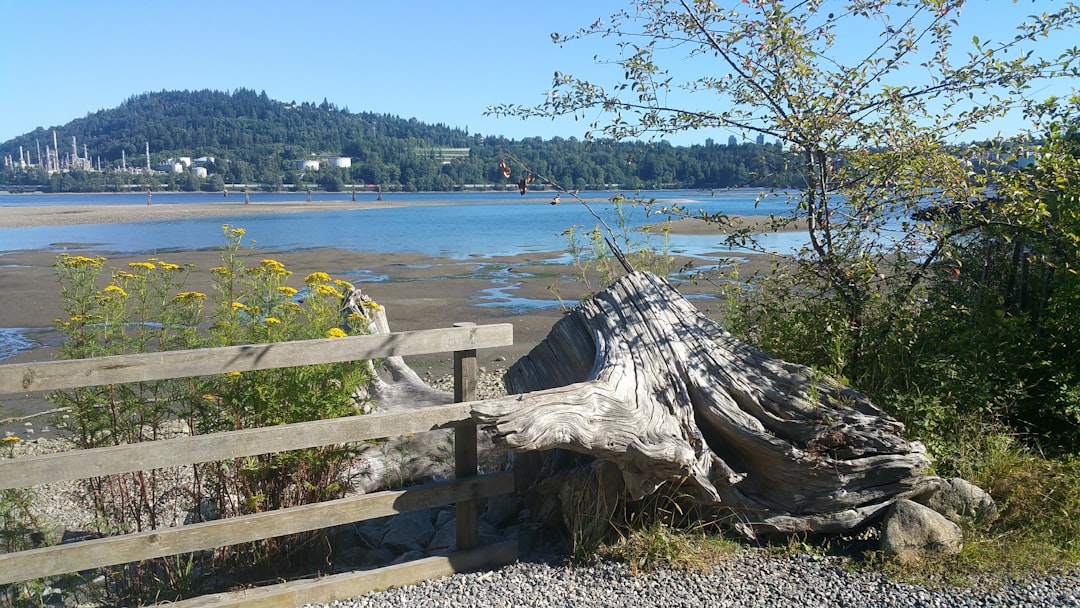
<box><xmin>471</xmin><ymin>271</ymin><xmax>932</xmax><ymax>538</ymax></box>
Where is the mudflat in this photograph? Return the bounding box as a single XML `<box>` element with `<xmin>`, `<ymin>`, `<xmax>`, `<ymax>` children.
<box><xmin>0</xmin><ymin>199</ymin><xmax>787</xmax><ymax>435</ymax></box>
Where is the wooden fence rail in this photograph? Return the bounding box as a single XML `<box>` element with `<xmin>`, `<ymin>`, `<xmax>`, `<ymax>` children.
<box><xmin>0</xmin><ymin>323</ymin><xmax>516</xmax><ymax>607</ymax></box>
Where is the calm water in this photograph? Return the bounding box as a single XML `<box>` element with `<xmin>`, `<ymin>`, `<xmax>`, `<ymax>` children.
<box><xmin>0</xmin><ymin>189</ymin><xmax>806</xmax><ymax>257</ymax></box>
<box><xmin>0</xmin><ymin>189</ymin><xmax>809</xmax><ymax>361</ymax></box>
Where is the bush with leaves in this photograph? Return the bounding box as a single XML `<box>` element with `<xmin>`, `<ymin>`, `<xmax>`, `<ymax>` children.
<box><xmin>46</xmin><ymin>225</ymin><xmax>375</xmax><ymax>601</ymax></box>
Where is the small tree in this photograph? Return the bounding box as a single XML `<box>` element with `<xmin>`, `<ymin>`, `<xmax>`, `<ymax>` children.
<box><xmin>490</xmin><ymin>0</ymin><xmax>1080</xmax><ymax>383</ymax></box>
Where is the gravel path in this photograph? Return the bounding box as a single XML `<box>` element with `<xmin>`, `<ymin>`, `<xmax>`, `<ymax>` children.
<box><xmin>301</xmin><ymin>550</ymin><xmax>1080</xmax><ymax>608</ymax></box>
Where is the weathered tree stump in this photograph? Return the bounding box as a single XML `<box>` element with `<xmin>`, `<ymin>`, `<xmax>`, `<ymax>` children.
<box><xmin>471</xmin><ymin>271</ymin><xmax>933</xmax><ymax>538</ymax></box>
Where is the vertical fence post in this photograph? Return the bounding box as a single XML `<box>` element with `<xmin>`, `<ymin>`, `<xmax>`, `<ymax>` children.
<box><xmin>453</xmin><ymin>322</ymin><xmax>479</xmax><ymax>551</ymax></box>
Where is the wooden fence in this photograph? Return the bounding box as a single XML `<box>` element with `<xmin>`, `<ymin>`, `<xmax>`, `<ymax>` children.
<box><xmin>0</xmin><ymin>322</ymin><xmax>516</xmax><ymax>607</ymax></box>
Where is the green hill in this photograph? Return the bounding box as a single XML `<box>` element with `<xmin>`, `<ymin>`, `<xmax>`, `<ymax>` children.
<box><xmin>0</xmin><ymin>88</ymin><xmax>801</xmax><ymax>192</ymax></box>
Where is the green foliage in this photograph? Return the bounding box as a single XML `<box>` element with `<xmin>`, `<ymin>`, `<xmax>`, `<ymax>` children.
<box><xmin>507</xmin><ymin>0</ymin><xmax>1080</xmax><ymax>574</ymax></box>
<box><xmin>0</xmin><ymin>89</ymin><xmax>804</xmax><ymax>192</ymax></box>
<box><xmin>42</xmin><ymin>225</ymin><xmax>375</xmax><ymax>602</ymax></box>
<box><xmin>553</xmin><ymin>193</ymin><xmax>682</xmax><ymax>301</ymax></box>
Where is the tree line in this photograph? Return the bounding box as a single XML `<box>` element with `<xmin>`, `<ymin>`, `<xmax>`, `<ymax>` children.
<box><xmin>0</xmin><ymin>89</ymin><xmax>802</xmax><ymax>193</ymax></box>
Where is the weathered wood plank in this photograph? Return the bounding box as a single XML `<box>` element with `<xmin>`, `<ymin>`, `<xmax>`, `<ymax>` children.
<box><xmin>453</xmin><ymin>329</ymin><xmax>480</xmax><ymax>551</ymax></box>
<box><xmin>0</xmin><ymin>403</ymin><xmax>477</xmax><ymax>490</ymax></box>
<box><xmin>163</xmin><ymin>541</ymin><xmax>519</xmax><ymax>608</ymax></box>
<box><xmin>0</xmin><ymin>473</ymin><xmax>513</xmax><ymax>585</ymax></box>
<box><xmin>0</xmin><ymin>324</ymin><xmax>513</xmax><ymax>394</ymax></box>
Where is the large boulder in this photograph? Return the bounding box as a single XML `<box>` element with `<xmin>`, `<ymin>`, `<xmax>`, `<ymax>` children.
<box><xmin>880</xmin><ymin>499</ymin><xmax>963</xmax><ymax>565</ymax></box>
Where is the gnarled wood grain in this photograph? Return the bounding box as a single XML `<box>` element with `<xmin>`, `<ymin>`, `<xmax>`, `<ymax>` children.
<box><xmin>471</xmin><ymin>271</ymin><xmax>931</xmax><ymax>537</ymax></box>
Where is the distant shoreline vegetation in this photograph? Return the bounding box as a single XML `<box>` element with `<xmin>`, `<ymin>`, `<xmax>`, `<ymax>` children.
<box><xmin>0</xmin><ymin>89</ymin><xmax>811</xmax><ymax>194</ymax></box>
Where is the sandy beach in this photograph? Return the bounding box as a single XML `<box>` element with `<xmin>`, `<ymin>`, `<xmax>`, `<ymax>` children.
<box><xmin>0</xmin><ymin>199</ymin><xmax>786</xmax><ymax>435</ymax></box>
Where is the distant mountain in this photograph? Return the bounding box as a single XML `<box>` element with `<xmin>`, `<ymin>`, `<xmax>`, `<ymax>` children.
<box><xmin>0</xmin><ymin>88</ymin><xmax>802</xmax><ymax>192</ymax></box>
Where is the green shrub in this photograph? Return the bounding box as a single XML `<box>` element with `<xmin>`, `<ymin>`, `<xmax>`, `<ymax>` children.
<box><xmin>43</xmin><ymin>225</ymin><xmax>375</xmax><ymax>601</ymax></box>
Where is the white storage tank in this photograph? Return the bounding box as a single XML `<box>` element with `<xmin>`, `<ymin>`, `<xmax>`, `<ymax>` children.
<box><xmin>329</xmin><ymin>157</ymin><xmax>352</xmax><ymax>168</ymax></box>
<box><xmin>193</xmin><ymin>166</ymin><xmax>208</xmax><ymax>178</ymax></box>
<box><xmin>296</xmin><ymin>160</ymin><xmax>321</xmax><ymax>171</ymax></box>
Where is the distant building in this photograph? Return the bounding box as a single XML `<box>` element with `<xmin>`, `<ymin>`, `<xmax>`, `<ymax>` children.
<box><xmin>193</xmin><ymin>166</ymin><xmax>208</xmax><ymax>178</ymax></box>
<box><xmin>297</xmin><ymin>160</ymin><xmax>321</xmax><ymax>171</ymax></box>
<box><xmin>328</xmin><ymin>157</ymin><xmax>352</xmax><ymax>168</ymax></box>
<box><xmin>705</xmin><ymin>138</ymin><xmax>714</xmax><ymax>147</ymax></box>
<box><xmin>728</xmin><ymin>135</ymin><xmax>738</xmax><ymax>146</ymax></box>
<box><xmin>756</xmin><ymin>133</ymin><xmax>765</xmax><ymax>145</ymax></box>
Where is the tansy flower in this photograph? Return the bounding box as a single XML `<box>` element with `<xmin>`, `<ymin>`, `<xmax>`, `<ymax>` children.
<box><xmin>175</xmin><ymin>291</ymin><xmax>207</xmax><ymax>302</ymax></box>
<box><xmin>158</xmin><ymin>261</ymin><xmax>181</xmax><ymax>271</ymax></box>
<box><xmin>362</xmin><ymin>301</ymin><xmax>384</xmax><ymax>312</ymax></box>
<box><xmin>231</xmin><ymin>302</ymin><xmax>247</xmax><ymax>310</ymax></box>
<box><xmin>277</xmin><ymin>286</ymin><xmax>299</xmax><ymax>297</ymax></box>
<box><xmin>261</xmin><ymin>259</ymin><xmax>291</xmax><ymax>276</ymax></box>
<box><xmin>210</xmin><ymin>266</ymin><xmax>231</xmax><ymax>276</ymax></box>
<box><xmin>334</xmin><ymin>279</ymin><xmax>355</xmax><ymax>291</ymax></box>
<box><xmin>315</xmin><ymin>284</ymin><xmax>344</xmax><ymax>298</ymax></box>
<box><xmin>59</xmin><ymin>254</ymin><xmax>106</xmax><ymax>268</ymax></box>
<box><xmin>115</xmin><ymin>271</ymin><xmax>138</xmax><ymax>280</ymax></box>
<box><xmin>227</xmin><ymin>371</ymin><xmax>242</xmax><ymax>377</ymax></box>
<box><xmin>2</xmin><ymin>436</ymin><xmax>20</xmax><ymax>444</ymax></box>
<box><xmin>326</xmin><ymin>327</ymin><xmax>348</xmax><ymax>339</ymax></box>
<box><xmin>305</xmin><ymin>271</ymin><xmax>331</xmax><ymax>285</ymax></box>
<box><xmin>264</xmin><ymin>317</ymin><xmax>281</xmax><ymax>325</ymax></box>
<box><xmin>102</xmin><ymin>285</ymin><xmax>127</xmax><ymax>298</ymax></box>
<box><xmin>128</xmin><ymin>261</ymin><xmax>156</xmax><ymax>271</ymax></box>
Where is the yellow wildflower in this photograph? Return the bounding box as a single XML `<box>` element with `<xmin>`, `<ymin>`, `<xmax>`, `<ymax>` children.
<box><xmin>260</xmin><ymin>259</ymin><xmax>291</xmax><ymax>276</ymax></box>
<box><xmin>305</xmin><ymin>271</ymin><xmax>331</xmax><ymax>285</ymax></box>
<box><xmin>326</xmin><ymin>327</ymin><xmax>348</xmax><ymax>339</ymax></box>
<box><xmin>210</xmin><ymin>266</ymin><xmax>231</xmax><ymax>276</ymax></box>
<box><xmin>334</xmin><ymin>279</ymin><xmax>355</xmax><ymax>292</ymax></box>
<box><xmin>158</xmin><ymin>261</ymin><xmax>181</xmax><ymax>271</ymax></box>
<box><xmin>2</xmin><ymin>436</ymin><xmax>20</xmax><ymax>444</ymax></box>
<box><xmin>277</xmin><ymin>286</ymin><xmax>299</xmax><ymax>297</ymax></box>
<box><xmin>228</xmin><ymin>227</ymin><xmax>246</xmax><ymax>236</ymax></box>
<box><xmin>244</xmin><ymin>266</ymin><xmax>266</xmax><ymax>276</ymax></box>
<box><xmin>363</xmin><ymin>301</ymin><xmax>384</xmax><ymax>312</ymax></box>
<box><xmin>315</xmin><ymin>284</ymin><xmax>344</xmax><ymax>298</ymax></box>
<box><xmin>231</xmin><ymin>302</ymin><xmax>247</xmax><ymax>311</ymax></box>
<box><xmin>115</xmin><ymin>271</ymin><xmax>138</xmax><ymax>280</ymax></box>
<box><xmin>102</xmin><ymin>285</ymin><xmax>127</xmax><ymax>298</ymax></box>
<box><xmin>175</xmin><ymin>291</ymin><xmax>207</xmax><ymax>302</ymax></box>
<box><xmin>227</xmin><ymin>371</ymin><xmax>242</xmax><ymax>377</ymax></box>
<box><xmin>128</xmin><ymin>261</ymin><xmax>156</xmax><ymax>271</ymax></box>
<box><xmin>59</xmin><ymin>254</ymin><xmax>106</xmax><ymax>268</ymax></box>
<box><xmin>264</xmin><ymin>317</ymin><xmax>282</xmax><ymax>325</ymax></box>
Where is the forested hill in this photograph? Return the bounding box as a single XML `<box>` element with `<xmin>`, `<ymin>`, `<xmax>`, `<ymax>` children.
<box><xmin>0</xmin><ymin>88</ymin><xmax>802</xmax><ymax>192</ymax></box>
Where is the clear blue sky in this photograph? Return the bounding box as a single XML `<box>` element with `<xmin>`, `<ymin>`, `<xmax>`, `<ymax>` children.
<box><xmin>1</xmin><ymin>1</ymin><xmax>1075</xmax><ymax>147</ymax></box>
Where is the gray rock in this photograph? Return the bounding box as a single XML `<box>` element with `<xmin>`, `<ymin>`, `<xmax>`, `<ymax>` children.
<box><xmin>381</xmin><ymin>509</ymin><xmax>435</xmax><ymax>552</ymax></box>
<box><xmin>917</xmin><ymin>476</ymin><xmax>997</xmax><ymax>525</ymax></box>
<box><xmin>880</xmin><ymin>498</ymin><xmax>963</xmax><ymax>565</ymax></box>
<box><xmin>482</xmin><ymin>493</ymin><xmax>524</xmax><ymax>528</ymax></box>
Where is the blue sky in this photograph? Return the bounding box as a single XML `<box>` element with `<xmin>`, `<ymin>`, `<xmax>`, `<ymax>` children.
<box><xmin>1</xmin><ymin>1</ymin><xmax>1076</xmax><ymax>147</ymax></box>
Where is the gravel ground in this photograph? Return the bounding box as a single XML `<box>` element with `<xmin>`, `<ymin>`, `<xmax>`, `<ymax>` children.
<box><xmin>300</xmin><ymin>550</ymin><xmax>1080</xmax><ymax>608</ymax></box>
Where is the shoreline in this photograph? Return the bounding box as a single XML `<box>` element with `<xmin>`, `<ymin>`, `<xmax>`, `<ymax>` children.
<box><xmin>0</xmin><ymin>199</ymin><xmax>794</xmax><ymax>437</ymax></box>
